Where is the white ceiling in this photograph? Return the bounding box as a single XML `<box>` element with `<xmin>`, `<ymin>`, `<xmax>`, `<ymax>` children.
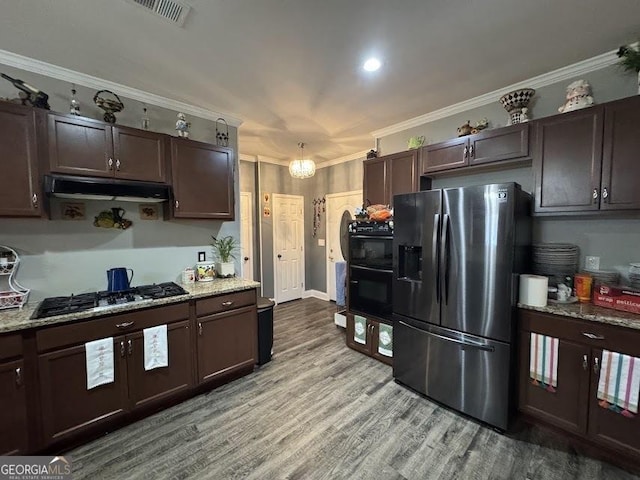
<box><xmin>0</xmin><ymin>0</ymin><xmax>638</xmax><ymax>163</ymax></box>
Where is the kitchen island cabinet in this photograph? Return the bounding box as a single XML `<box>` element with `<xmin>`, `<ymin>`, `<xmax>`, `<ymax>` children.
<box><xmin>363</xmin><ymin>150</ymin><xmax>418</xmax><ymax>207</ymax></box>
<box><xmin>37</xmin><ymin>302</ymin><xmax>191</xmax><ymax>446</ymax></box>
<box><xmin>519</xmin><ymin>308</ymin><xmax>640</xmax><ymax>464</ymax></box>
<box><xmin>0</xmin><ymin>102</ymin><xmax>42</xmax><ymax>217</ymax></box>
<box><xmin>0</xmin><ymin>333</ymin><xmax>28</xmax><ymax>455</ymax></box>
<box><xmin>170</xmin><ymin>138</ymin><xmax>234</xmax><ymax>219</ymax></box>
<box><xmin>195</xmin><ymin>289</ymin><xmax>257</xmax><ymax>383</ymax></box>
<box><xmin>345</xmin><ymin>313</ymin><xmax>392</xmax><ymax>366</ymax></box>
<box><xmin>47</xmin><ymin>113</ymin><xmax>167</xmax><ymax>183</ymax></box>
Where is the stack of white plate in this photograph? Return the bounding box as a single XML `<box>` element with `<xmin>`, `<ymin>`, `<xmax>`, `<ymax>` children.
<box><xmin>583</xmin><ymin>269</ymin><xmax>620</xmax><ymax>286</ymax></box>
<box><xmin>629</xmin><ymin>263</ymin><xmax>640</xmax><ymax>289</ymax></box>
<box><xmin>532</xmin><ymin>244</ymin><xmax>579</xmax><ymax>277</ymax></box>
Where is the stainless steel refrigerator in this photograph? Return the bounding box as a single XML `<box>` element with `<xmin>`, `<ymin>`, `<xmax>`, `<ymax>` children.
<box><xmin>392</xmin><ymin>183</ymin><xmax>531</xmax><ymax>430</ymax></box>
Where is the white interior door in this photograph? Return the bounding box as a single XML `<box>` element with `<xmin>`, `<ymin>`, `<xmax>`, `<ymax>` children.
<box><xmin>326</xmin><ymin>190</ymin><xmax>362</xmax><ymax>301</ymax></box>
<box><xmin>240</xmin><ymin>192</ymin><xmax>254</xmax><ymax>281</ymax></box>
<box><xmin>273</xmin><ymin>194</ymin><xmax>304</xmax><ymax>303</ymax></box>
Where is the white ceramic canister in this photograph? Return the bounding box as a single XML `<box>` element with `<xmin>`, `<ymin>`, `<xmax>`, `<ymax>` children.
<box><xmin>196</xmin><ymin>261</ymin><xmax>215</xmax><ymax>282</ymax></box>
<box><xmin>182</xmin><ymin>267</ymin><xmax>195</xmax><ymax>284</ymax></box>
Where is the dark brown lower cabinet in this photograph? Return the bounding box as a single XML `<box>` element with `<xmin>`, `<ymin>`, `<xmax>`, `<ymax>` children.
<box><xmin>196</xmin><ymin>305</ymin><xmax>257</xmax><ymax>383</ymax></box>
<box><xmin>38</xmin><ymin>336</ymin><xmax>129</xmax><ymax>444</ymax></box>
<box><xmin>345</xmin><ymin>312</ymin><xmax>392</xmax><ymax>366</ymax></box>
<box><xmin>126</xmin><ymin>320</ymin><xmax>193</xmax><ymax>409</ymax></box>
<box><xmin>0</xmin><ymin>359</ymin><xmax>28</xmax><ymax>455</ymax></box>
<box><xmin>519</xmin><ymin>309</ymin><xmax>640</xmax><ymax>465</ymax></box>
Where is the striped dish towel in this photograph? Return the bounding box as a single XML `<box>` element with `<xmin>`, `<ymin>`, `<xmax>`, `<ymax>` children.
<box><xmin>529</xmin><ymin>332</ymin><xmax>558</xmax><ymax>392</ymax></box>
<box><xmin>597</xmin><ymin>350</ymin><xmax>640</xmax><ymax>418</ymax></box>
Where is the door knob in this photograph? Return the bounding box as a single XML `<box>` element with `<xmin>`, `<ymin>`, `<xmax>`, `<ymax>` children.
<box><xmin>244</xmin><ymin>257</ymin><xmax>249</xmax><ymax>261</ymax></box>
<box><xmin>277</xmin><ymin>254</ymin><xmax>282</xmax><ymax>259</ymax></box>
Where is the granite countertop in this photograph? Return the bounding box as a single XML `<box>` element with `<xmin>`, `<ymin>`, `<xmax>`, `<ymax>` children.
<box><xmin>0</xmin><ymin>278</ymin><xmax>261</xmax><ymax>334</ymax></box>
<box><xmin>518</xmin><ymin>301</ymin><xmax>640</xmax><ymax>330</ymax></box>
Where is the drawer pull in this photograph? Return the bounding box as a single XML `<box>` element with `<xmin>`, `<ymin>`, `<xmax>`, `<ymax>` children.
<box><xmin>32</xmin><ymin>193</ymin><xmax>38</xmax><ymax>207</ymax></box>
<box><xmin>582</xmin><ymin>354</ymin><xmax>588</xmax><ymax>371</ymax></box>
<box><xmin>582</xmin><ymin>332</ymin><xmax>605</xmax><ymax>340</ymax></box>
<box><xmin>120</xmin><ymin>340</ymin><xmax>125</xmax><ymax>357</ymax></box>
<box><xmin>221</xmin><ymin>301</ymin><xmax>234</xmax><ymax>307</ymax></box>
<box><xmin>198</xmin><ymin>322</ymin><xmax>203</xmax><ymax>336</ymax></box>
<box><xmin>127</xmin><ymin>339</ymin><xmax>133</xmax><ymax>355</ymax></box>
<box><xmin>594</xmin><ymin>356</ymin><xmax>600</xmax><ymax>374</ymax></box>
<box><xmin>116</xmin><ymin>159</ymin><xmax>121</xmax><ymax>171</ymax></box>
<box><xmin>15</xmin><ymin>367</ymin><xmax>22</xmax><ymax>387</ymax></box>
<box><xmin>116</xmin><ymin>321</ymin><xmax>135</xmax><ymax>329</ymax></box>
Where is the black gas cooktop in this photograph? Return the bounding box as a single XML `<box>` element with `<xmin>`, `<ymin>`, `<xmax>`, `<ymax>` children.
<box><xmin>31</xmin><ymin>282</ymin><xmax>188</xmax><ymax>319</ymax></box>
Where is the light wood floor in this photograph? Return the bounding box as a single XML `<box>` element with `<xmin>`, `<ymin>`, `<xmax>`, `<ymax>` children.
<box><xmin>70</xmin><ymin>298</ymin><xmax>639</xmax><ymax>479</ymax></box>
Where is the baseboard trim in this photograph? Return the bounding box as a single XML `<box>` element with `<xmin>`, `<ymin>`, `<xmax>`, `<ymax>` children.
<box><xmin>303</xmin><ymin>290</ymin><xmax>330</xmax><ymax>301</ymax></box>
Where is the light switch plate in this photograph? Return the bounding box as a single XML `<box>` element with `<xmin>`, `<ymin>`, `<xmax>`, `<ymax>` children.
<box><xmin>318</xmin><ymin>238</ymin><xmax>325</xmax><ymax>247</ymax></box>
<box><xmin>585</xmin><ymin>256</ymin><xmax>600</xmax><ymax>270</ymax></box>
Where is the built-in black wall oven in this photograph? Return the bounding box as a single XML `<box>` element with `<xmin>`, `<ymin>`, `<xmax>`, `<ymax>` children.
<box><xmin>348</xmin><ymin>221</ymin><xmax>393</xmax><ymax>320</ymax></box>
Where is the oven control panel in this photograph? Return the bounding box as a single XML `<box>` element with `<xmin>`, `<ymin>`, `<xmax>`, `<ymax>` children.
<box><xmin>349</xmin><ymin>220</ymin><xmax>393</xmax><ymax>235</ymax></box>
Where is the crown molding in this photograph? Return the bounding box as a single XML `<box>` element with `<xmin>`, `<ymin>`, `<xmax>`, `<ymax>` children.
<box><xmin>239</xmin><ymin>153</ymin><xmax>257</xmax><ymax>162</ymax></box>
<box><xmin>370</xmin><ymin>48</ymin><xmax>620</xmax><ymax>138</ymax></box>
<box><xmin>256</xmin><ymin>155</ymin><xmax>289</xmax><ymax>167</ymax></box>
<box><xmin>0</xmin><ymin>48</ymin><xmax>243</xmax><ymax>126</ymax></box>
<box><xmin>316</xmin><ymin>150</ymin><xmax>369</xmax><ymax>169</ymax></box>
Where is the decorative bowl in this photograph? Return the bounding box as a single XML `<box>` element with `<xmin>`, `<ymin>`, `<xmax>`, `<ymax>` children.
<box><xmin>499</xmin><ymin>88</ymin><xmax>536</xmax><ymax>112</ymax></box>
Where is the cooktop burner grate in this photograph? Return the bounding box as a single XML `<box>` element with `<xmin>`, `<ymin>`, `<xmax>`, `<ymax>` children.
<box><xmin>31</xmin><ymin>282</ymin><xmax>189</xmax><ymax>319</ymax></box>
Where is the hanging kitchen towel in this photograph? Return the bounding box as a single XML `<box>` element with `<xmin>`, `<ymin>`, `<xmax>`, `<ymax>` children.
<box><xmin>354</xmin><ymin>315</ymin><xmax>367</xmax><ymax>344</ymax></box>
<box><xmin>335</xmin><ymin>261</ymin><xmax>347</xmax><ymax>307</ymax></box>
<box><xmin>529</xmin><ymin>332</ymin><xmax>559</xmax><ymax>392</ymax></box>
<box><xmin>378</xmin><ymin>323</ymin><xmax>393</xmax><ymax>357</ymax></box>
<box><xmin>85</xmin><ymin>337</ymin><xmax>114</xmax><ymax>390</ymax></box>
<box><xmin>144</xmin><ymin>324</ymin><xmax>169</xmax><ymax>371</ymax></box>
<box><xmin>597</xmin><ymin>349</ymin><xmax>640</xmax><ymax>417</ymax></box>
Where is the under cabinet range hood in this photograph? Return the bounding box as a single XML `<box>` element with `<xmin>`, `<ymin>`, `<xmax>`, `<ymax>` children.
<box><xmin>44</xmin><ymin>174</ymin><xmax>171</xmax><ymax>203</ymax></box>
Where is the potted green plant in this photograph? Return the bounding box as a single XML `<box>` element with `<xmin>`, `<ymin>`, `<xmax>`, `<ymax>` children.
<box><xmin>211</xmin><ymin>235</ymin><xmax>238</xmax><ymax>277</ymax></box>
<box><xmin>617</xmin><ymin>41</ymin><xmax>640</xmax><ymax>94</ymax></box>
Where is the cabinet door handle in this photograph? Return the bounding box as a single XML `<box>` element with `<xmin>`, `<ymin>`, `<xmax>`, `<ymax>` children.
<box><xmin>463</xmin><ymin>146</ymin><xmax>468</xmax><ymax>159</ymax></box>
<box><xmin>582</xmin><ymin>354</ymin><xmax>588</xmax><ymax>371</ymax></box>
<box><xmin>221</xmin><ymin>301</ymin><xmax>234</xmax><ymax>307</ymax></box>
<box><xmin>115</xmin><ymin>159</ymin><xmax>121</xmax><ymax>171</ymax></box>
<box><xmin>469</xmin><ymin>145</ymin><xmax>474</xmax><ymax>157</ymax></box>
<box><xmin>582</xmin><ymin>332</ymin><xmax>605</xmax><ymax>340</ymax></box>
<box><xmin>116</xmin><ymin>321</ymin><xmax>135</xmax><ymax>329</ymax></box>
<box><xmin>198</xmin><ymin>322</ymin><xmax>203</xmax><ymax>336</ymax></box>
<box><xmin>120</xmin><ymin>340</ymin><xmax>125</xmax><ymax>358</ymax></box>
<box><xmin>127</xmin><ymin>339</ymin><xmax>133</xmax><ymax>355</ymax></box>
<box><xmin>602</xmin><ymin>187</ymin><xmax>609</xmax><ymax>202</ymax></box>
<box><xmin>592</xmin><ymin>188</ymin><xmax>599</xmax><ymax>203</ymax></box>
<box><xmin>32</xmin><ymin>193</ymin><xmax>38</xmax><ymax>207</ymax></box>
<box><xmin>175</xmin><ymin>200</ymin><xmax>180</xmax><ymax>209</ymax></box>
<box><xmin>15</xmin><ymin>367</ymin><xmax>22</xmax><ymax>387</ymax></box>
<box><xmin>594</xmin><ymin>356</ymin><xmax>600</xmax><ymax>374</ymax></box>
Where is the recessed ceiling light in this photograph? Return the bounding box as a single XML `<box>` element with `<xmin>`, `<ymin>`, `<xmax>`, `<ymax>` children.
<box><xmin>363</xmin><ymin>58</ymin><xmax>381</xmax><ymax>72</ymax></box>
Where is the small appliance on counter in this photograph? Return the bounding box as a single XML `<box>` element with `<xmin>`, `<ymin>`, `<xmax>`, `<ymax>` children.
<box><xmin>31</xmin><ymin>282</ymin><xmax>188</xmax><ymax>319</ymax></box>
<box><xmin>0</xmin><ymin>245</ymin><xmax>30</xmax><ymax>310</ymax></box>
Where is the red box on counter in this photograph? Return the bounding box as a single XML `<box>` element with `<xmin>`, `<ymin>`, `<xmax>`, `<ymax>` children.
<box><xmin>593</xmin><ymin>284</ymin><xmax>640</xmax><ymax>314</ymax></box>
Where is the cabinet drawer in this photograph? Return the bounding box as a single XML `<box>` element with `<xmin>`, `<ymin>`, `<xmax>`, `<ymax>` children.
<box><xmin>0</xmin><ymin>333</ymin><xmax>22</xmax><ymax>361</ymax></box>
<box><xmin>519</xmin><ymin>309</ymin><xmax>640</xmax><ymax>357</ymax></box>
<box><xmin>37</xmin><ymin>302</ymin><xmax>190</xmax><ymax>352</ymax></box>
<box><xmin>196</xmin><ymin>289</ymin><xmax>257</xmax><ymax>317</ymax></box>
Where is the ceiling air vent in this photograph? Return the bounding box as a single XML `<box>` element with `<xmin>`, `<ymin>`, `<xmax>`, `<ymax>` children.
<box><xmin>126</xmin><ymin>0</ymin><xmax>191</xmax><ymax>27</ymax></box>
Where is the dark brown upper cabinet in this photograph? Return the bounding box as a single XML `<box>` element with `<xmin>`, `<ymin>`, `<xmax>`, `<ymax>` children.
<box><xmin>533</xmin><ymin>106</ymin><xmax>604</xmax><ymax>213</ymax></box>
<box><xmin>170</xmin><ymin>138</ymin><xmax>234</xmax><ymax>219</ymax></box>
<box><xmin>422</xmin><ymin>123</ymin><xmax>529</xmax><ymax>175</ymax></box>
<box><xmin>0</xmin><ymin>102</ymin><xmax>42</xmax><ymax>217</ymax></box>
<box><xmin>48</xmin><ymin>113</ymin><xmax>166</xmax><ymax>183</ymax></box>
<box><xmin>533</xmin><ymin>97</ymin><xmax>640</xmax><ymax>214</ymax></box>
<box><xmin>363</xmin><ymin>150</ymin><xmax>418</xmax><ymax>207</ymax></box>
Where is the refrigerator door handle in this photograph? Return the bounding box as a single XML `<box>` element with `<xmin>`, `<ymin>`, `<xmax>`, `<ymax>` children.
<box><xmin>399</xmin><ymin>321</ymin><xmax>495</xmax><ymax>352</ymax></box>
<box><xmin>432</xmin><ymin>213</ymin><xmax>440</xmax><ymax>303</ymax></box>
<box><xmin>440</xmin><ymin>214</ymin><xmax>450</xmax><ymax>305</ymax></box>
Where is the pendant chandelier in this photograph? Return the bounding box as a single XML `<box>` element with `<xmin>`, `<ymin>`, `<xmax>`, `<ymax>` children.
<box><xmin>289</xmin><ymin>142</ymin><xmax>316</xmax><ymax>179</ymax></box>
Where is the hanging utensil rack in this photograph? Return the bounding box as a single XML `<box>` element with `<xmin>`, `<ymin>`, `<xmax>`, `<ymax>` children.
<box><xmin>0</xmin><ymin>245</ymin><xmax>30</xmax><ymax>310</ymax></box>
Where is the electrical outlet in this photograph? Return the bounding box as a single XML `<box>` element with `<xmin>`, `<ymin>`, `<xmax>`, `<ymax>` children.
<box><xmin>585</xmin><ymin>256</ymin><xmax>600</xmax><ymax>271</ymax></box>
<box><xmin>318</xmin><ymin>239</ymin><xmax>325</xmax><ymax>247</ymax></box>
